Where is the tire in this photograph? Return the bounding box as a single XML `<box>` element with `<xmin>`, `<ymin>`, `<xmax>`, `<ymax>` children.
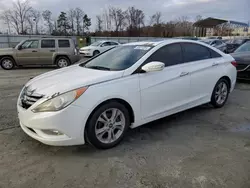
<box><xmin>56</xmin><ymin>57</ymin><xmax>70</xmax><ymax>68</ymax></box>
<box><xmin>93</xmin><ymin>50</ymin><xmax>100</xmax><ymax>56</ymax></box>
<box><xmin>0</xmin><ymin>57</ymin><xmax>15</xmax><ymax>70</ymax></box>
<box><xmin>85</xmin><ymin>101</ymin><xmax>130</xmax><ymax>149</ymax></box>
<box><xmin>210</xmin><ymin>78</ymin><xmax>230</xmax><ymax>108</ymax></box>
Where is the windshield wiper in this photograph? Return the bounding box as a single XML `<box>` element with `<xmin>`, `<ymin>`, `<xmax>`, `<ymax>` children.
<box><xmin>85</xmin><ymin>65</ymin><xmax>111</xmax><ymax>71</ymax></box>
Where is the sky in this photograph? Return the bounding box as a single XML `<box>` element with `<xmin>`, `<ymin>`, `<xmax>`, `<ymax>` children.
<box><xmin>0</xmin><ymin>0</ymin><xmax>249</xmax><ymax>31</ymax></box>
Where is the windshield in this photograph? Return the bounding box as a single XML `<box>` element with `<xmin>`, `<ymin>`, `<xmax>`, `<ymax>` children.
<box><xmin>81</xmin><ymin>45</ymin><xmax>152</xmax><ymax>71</ymax></box>
<box><xmin>234</xmin><ymin>42</ymin><xmax>250</xmax><ymax>53</ymax></box>
<box><xmin>90</xmin><ymin>41</ymin><xmax>102</xmax><ymax>46</ymax></box>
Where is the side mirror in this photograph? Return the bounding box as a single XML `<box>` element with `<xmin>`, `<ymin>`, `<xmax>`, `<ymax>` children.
<box><xmin>17</xmin><ymin>45</ymin><xmax>22</xmax><ymax>50</ymax></box>
<box><xmin>141</xmin><ymin>61</ymin><xmax>165</xmax><ymax>73</ymax></box>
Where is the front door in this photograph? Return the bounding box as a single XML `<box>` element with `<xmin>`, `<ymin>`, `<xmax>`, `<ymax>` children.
<box><xmin>39</xmin><ymin>39</ymin><xmax>56</xmax><ymax>65</ymax></box>
<box><xmin>16</xmin><ymin>40</ymin><xmax>39</xmax><ymax>65</ymax></box>
<box><xmin>139</xmin><ymin>43</ymin><xmax>191</xmax><ymax>120</ymax></box>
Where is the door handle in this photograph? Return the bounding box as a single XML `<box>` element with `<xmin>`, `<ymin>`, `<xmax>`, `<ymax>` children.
<box><xmin>180</xmin><ymin>72</ymin><xmax>189</xmax><ymax>77</ymax></box>
<box><xmin>32</xmin><ymin>50</ymin><xmax>37</xmax><ymax>52</ymax></box>
<box><xmin>212</xmin><ymin>62</ymin><xmax>219</xmax><ymax>66</ymax></box>
<box><xmin>50</xmin><ymin>50</ymin><xmax>55</xmax><ymax>52</ymax></box>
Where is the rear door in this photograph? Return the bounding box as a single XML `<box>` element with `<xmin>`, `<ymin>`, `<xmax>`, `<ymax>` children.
<box><xmin>39</xmin><ymin>39</ymin><xmax>56</xmax><ymax>65</ymax></box>
<box><xmin>181</xmin><ymin>42</ymin><xmax>224</xmax><ymax>103</ymax></box>
<box><xmin>16</xmin><ymin>40</ymin><xmax>40</xmax><ymax>65</ymax></box>
<box><xmin>139</xmin><ymin>43</ymin><xmax>191</xmax><ymax>120</ymax></box>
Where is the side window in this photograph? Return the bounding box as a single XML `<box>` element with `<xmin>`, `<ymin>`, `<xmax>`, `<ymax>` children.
<box><xmin>182</xmin><ymin>43</ymin><xmax>211</xmax><ymax>62</ymax></box>
<box><xmin>58</xmin><ymin>40</ymin><xmax>70</xmax><ymax>48</ymax></box>
<box><xmin>41</xmin><ymin>40</ymin><xmax>55</xmax><ymax>48</ymax></box>
<box><xmin>145</xmin><ymin>43</ymin><xmax>183</xmax><ymax>67</ymax></box>
<box><xmin>21</xmin><ymin>40</ymin><xmax>39</xmax><ymax>49</ymax></box>
<box><xmin>210</xmin><ymin>49</ymin><xmax>222</xmax><ymax>58</ymax></box>
<box><xmin>110</xmin><ymin>42</ymin><xmax>118</xmax><ymax>46</ymax></box>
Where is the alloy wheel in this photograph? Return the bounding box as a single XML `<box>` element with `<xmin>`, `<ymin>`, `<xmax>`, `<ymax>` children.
<box><xmin>95</xmin><ymin>108</ymin><xmax>125</xmax><ymax>144</ymax></box>
<box><xmin>215</xmin><ymin>82</ymin><xmax>228</xmax><ymax>105</ymax></box>
<box><xmin>2</xmin><ymin>59</ymin><xmax>13</xmax><ymax>69</ymax></box>
<box><xmin>57</xmin><ymin>59</ymin><xmax>68</xmax><ymax>68</ymax></box>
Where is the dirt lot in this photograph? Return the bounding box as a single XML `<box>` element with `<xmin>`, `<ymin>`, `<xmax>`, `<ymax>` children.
<box><xmin>0</xmin><ymin>66</ymin><xmax>250</xmax><ymax>188</ymax></box>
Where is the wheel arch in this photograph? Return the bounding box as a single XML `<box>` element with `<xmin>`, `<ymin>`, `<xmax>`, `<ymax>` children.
<box><xmin>219</xmin><ymin>76</ymin><xmax>231</xmax><ymax>90</ymax></box>
<box><xmin>0</xmin><ymin>55</ymin><xmax>17</xmax><ymax>65</ymax></box>
<box><xmin>85</xmin><ymin>98</ymin><xmax>135</xmax><ymax>132</ymax></box>
<box><xmin>54</xmin><ymin>55</ymin><xmax>71</xmax><ymax>65</ymax></box>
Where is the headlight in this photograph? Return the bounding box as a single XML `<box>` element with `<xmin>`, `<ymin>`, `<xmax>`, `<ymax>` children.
<box><xmin>81</xmin><ymin>49</ymin><xmax>90</xmax><ymax>51</ymax></box>
<box><xmin>32</xmin><ymin>87</ymin><xmax>88</xmax><ymax>113</ymax></box>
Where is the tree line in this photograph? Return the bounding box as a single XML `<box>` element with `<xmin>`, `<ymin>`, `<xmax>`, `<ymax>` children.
<box><xmin>0</xmin><ymin>0</ymin><xmax>234</xmax><ymax>37</ymax></box>
<box><xmin>0</xmin><ymin>0</ymin><xmax>91</xmax><ymax>36</ymax></box>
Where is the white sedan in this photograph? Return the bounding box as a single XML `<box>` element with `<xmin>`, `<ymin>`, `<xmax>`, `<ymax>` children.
<box><xmin>79</xmin><ymin>41</ymin><xmax>120</xmax><ymax>57</ymax></box>
<box><xmin>17</xmin><ymin>39</ymin><xmax>237</xmax><ymax>149</ymax></box>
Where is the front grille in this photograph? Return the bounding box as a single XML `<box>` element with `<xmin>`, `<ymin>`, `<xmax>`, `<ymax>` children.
<box><xmin>237</xmin><ymin>64</ymin><xmax>249</xmax><ymax>71</ymax></box>
<box><xmin>20</xmin><ymin>87</ymin><xmax>43</xmax><ymax>109</ymax></box>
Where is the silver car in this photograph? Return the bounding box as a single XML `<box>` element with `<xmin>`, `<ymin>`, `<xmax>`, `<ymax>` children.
<box><xmin>200</xmin><ymin>39</ymin><xmax>227</xmax><ymax>53</ymax></box>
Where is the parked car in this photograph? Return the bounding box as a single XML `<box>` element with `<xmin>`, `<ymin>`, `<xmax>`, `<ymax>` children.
<box><xmin>200</xmin><ymin>39</ymin><xmax>227</xmax><ymax>52</ymax></box>
<box><xmin>175</xmin><ymin>37</ymin><xmax>200</xmax><ymax>40</ymax></box>
<box><xmin>0</xmin><ymin>38</ymin><xmax>80</xmax><ymax>70</ymax></box>
<box><xmin>226</xmin><ymin>38</ymin><xmax>250</xmax><ymax>53</ymax></box>
<box><xmin>79</xmin><ymin>41</ymin><xmax>120</xmax><ymax>57</ymax></box>
<box><xmin>230</xmin><ymin>41</ymin><xmax>250</xmax><ymax>80</ymax></box>
<box><xmin>17</xmin><ymin>39</ymin><xmax>237</xmax><ymax>149</ymax></box>
<box><xmin>207</xmin><ymin>36</ymin><xmax>222</xmax><ymax>40</ymax></box>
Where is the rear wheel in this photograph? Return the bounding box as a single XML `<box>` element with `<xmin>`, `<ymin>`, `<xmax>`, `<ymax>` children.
<box><xmin>85</xmin><ymin>102</ymin><xmax>130</xmax><ymax>149</ymax></box>
<box><xmin>0</xmin><ymin>57</ymin><xmax>15</xmax><ymax>70</ymax></box>
<box><xmin>210</xmin><ymin>78</ymin><xmax>229</xmax><ymax>108</ymax></box>
<box><xmin>56</xmin><ymin>57</ymin><xmax>70</xmax><ymax>68</ymax></box>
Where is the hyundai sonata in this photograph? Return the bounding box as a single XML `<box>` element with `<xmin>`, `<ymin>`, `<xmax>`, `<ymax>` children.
<box><xmin>17</xmin><ymin>39</ymin><xmax>237</xmax><ymax>149</ymax></box>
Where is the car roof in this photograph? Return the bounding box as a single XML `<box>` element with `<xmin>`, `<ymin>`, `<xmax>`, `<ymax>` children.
<box><xmin>123</xmin><ymin>38</ymin><xmax>206</xmax><ymax>47</ymax></box>
<box><xmin>28</xmin><ymin>38</ymin><xmax>72</xmax><ymax>40</ymax></box>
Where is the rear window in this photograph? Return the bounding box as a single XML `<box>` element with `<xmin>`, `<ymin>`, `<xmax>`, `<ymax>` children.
<box><xmin>41</xmin><ymin>40</ymin><xmax>55</xmax><ymax>48</ymax></box>
<box><xmin>58</xmin><ymin>40</ymin><xmax>70</xmax><ymax>48</ymax></box>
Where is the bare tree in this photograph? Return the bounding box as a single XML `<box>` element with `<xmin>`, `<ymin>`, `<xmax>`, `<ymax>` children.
<box><xmin>0</xmin><ymin>0</ymin><xmax>32</xmax><ymax>34</ymax></box>
<box><xmin>68</xmin><ymin>9</ymin><xmax>76</xmax><ymax>35</ymax></box>
<box><xmin>195</xmin><ymin>15</ymin><xmax>203</xmax><ymax>22</ymax></box>
<box><xmin>31</xmin><ymin>9</ymin><xmax>41</xmax><ymax>34</ymax></box>
<box><xmin>103</xmin><ymin>8</ymin><xmax>112</xmax><ymax>31</ymax></box>
<box><xmin>26</xmin><ymin>14</ymin><xmax>34</xmax><ymax>34</ymax></box>
<box><xmin>109</xmin><ymin>7</ymin><xmax>126</xmax><ymax>34</ymax></box>
<box><xmin>42</xmin><ymin>10</ymin><xmax>53</xmax><ymax>34</ymax></box>
<box><xmin>75</xmin><ymin>8</ymin><xmax>84</xmax><ymax>35</ymax></box>
<box><xmin>13</xmin><ymin>0</ymin><xmax>32</xmax><ymax>34</ymax></box>
<box><xmin>0</xmin><ymin>10</ymin><xmax>11</xmax><ymax>34</ymax></box>
<box><xmin>150</xmin><ymin>12</ymin><xmax>162</xmax><ymax>25</ymax></box>
<box><xmin>96</xmin><ymin>15</ymin><xmax>103</xmax><ymax>32</ymax></box>
<box><xmin>126</xmin><ymin>7</ymin><xmax>145</xmax><ymax>28</ymax></box>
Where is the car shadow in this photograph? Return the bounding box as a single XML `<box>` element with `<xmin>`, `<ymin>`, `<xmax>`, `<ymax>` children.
<box><xmin>23</xmin><ymin>104</ymin><xmax>214</xmax><ymax>157</ymax></box>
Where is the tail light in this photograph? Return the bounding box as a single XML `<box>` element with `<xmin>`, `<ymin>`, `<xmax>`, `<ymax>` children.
<box><xmin>231</xmin><ymin>61</ymin><xmax>237</xmax><ymax>67</ymax></box>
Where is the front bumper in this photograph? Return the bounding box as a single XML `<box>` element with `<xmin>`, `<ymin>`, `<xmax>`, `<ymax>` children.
<box><xmin>17</xmin><ymin>104</ymin><xmax>86</xmax><ymax>146</ymax></box>
<box><xmin>79</xmin><ymin>50</ymin><xmax>92</xmax><ymax>57</ymax></box>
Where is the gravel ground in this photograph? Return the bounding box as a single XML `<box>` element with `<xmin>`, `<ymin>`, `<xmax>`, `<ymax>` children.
<box><xmin>0</xmin><ymin>66</ymin><xmax>250</xmax><ymax>188</ymax></box>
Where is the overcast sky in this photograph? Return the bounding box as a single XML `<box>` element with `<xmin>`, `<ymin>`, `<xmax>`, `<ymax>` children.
<box><xmin>0</xmin><ymin>0</ymin><xmax>249</xmax><ymax>31</ymax></box>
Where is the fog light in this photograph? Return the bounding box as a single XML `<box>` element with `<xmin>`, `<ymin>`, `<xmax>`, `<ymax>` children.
<box><xmin>42</xmin><ymin>129</ymin><xmax>64</xmax><ymax>136</ymax></box>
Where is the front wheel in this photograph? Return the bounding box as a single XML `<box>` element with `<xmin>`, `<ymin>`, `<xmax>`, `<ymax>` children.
<box><xmin>93</xmin><ymin>50</ymin><xmax>100</xmax><ymax>56</ymax></box>
<box><xmin>210</xmin><ymin>78</ymin><xmax>229</xmax><ymax>108</ymax></box>
<box><xmin>0</xmin><ymin>57</ymin><xmax>15</xmax><ymax>70</ymax></box>
<box><xmin>85</xmin><ymin>102</ymin><xmax>130</xmax><ymax>149</ymax></box>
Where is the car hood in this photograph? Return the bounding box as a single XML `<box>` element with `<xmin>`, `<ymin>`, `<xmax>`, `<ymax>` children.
<box><xmin>230</xmin><ymin>52</ymin><xmax>250</xmax><ymax>64</ymax></box>
<box><xmin>25</xmin><ymin>65</ymin><xmax>124</xmax><ymax>97</ymax></box>
<box><xmin>0</xmin><ymin>48</ymin><xmax>14</xmax><ymax>53</ymax></box>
